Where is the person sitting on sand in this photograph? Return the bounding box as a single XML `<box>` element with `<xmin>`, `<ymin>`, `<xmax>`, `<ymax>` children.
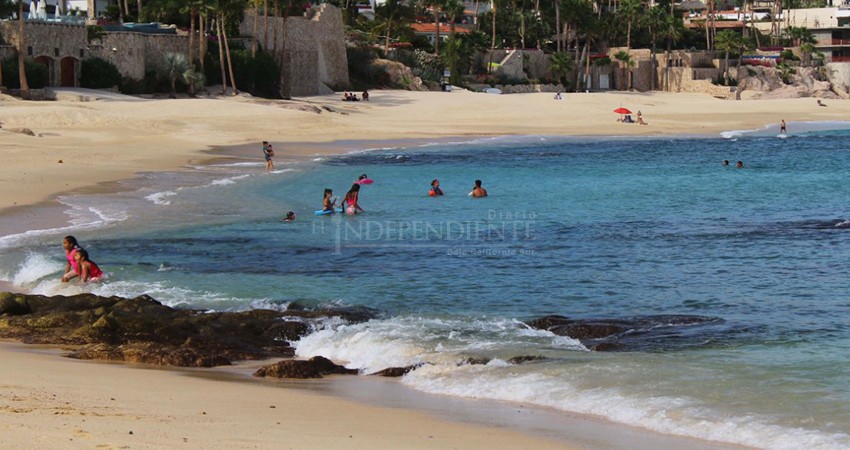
<box><xmin>429</xmin><ymin>179</ymin><xmax>444</xmax><ymax>196</ymax></box>
<box><xmin>470</xmin><ymin>179</ymin><xmax>488</xmax><ymax>198</ymax></box>
<box><xmin>817</xmin><ymin>99</ymin><xmax>827</xmax><ymax>107</ymax></box>
<box><xmin>342</xmin><ymin>183</ymin><xmax>364</xmax><ymax>215</ymax></box>
<box><xmin>283</xmin><ymin>211</ymin><xmax>296</xmax><ymax>222</ymax></box>
<box><xmin>322</xmin><ymin>188</ymin><xmax>336</xmax><ymax>213</ymax></box>
<box><xmin>74</xmin><ymin>249</ymin><xmax>103</xmax><ymax>283</ymax></box>
<box><xmin>61</xmin><ymin>235</ymin><xmax>82</xmax><ymax>282</ymax></box>
<box><xmin>637</xmin><ymin>111</ymin><xmax>648</xmax><ymax>125</ymax></box>
<box><xmin>554</xmin><ymin>91</ymin><xmax>562</xmax><ymax>100</ymax></box>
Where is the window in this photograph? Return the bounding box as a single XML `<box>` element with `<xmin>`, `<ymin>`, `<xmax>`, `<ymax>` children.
<box><xmin>27</xmin><ymin>46</ymin><xmax>32</xmax><ymax>56</ymax></box>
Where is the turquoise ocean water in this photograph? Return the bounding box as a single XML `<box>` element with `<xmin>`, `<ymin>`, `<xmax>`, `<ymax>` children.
<box><xmin>1</xmin><ymin>124</ymin><xmax>849</xmax><ymax>449</ymax></box>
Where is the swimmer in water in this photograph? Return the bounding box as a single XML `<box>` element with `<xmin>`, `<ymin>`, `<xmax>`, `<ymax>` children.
<box><xmin>429</xmin><ymin>179</ymin><xmax>444</xmax><ymax>196</ymax></box>
<box><xmin>342</xmin><ymin>183</ymin><xmax>364</xmax><ymax>214</ymax></box>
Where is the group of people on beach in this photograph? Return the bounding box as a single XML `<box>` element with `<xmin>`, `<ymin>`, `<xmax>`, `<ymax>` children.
<box><xmin>60</xmin><ymin>236</ymin><xmax>103</xmax><ymax>284</ymax></box>
<box><xmin>341</xmin><ymin>91</ymin><xmax>369</xmax><ymax>102</ymax></box>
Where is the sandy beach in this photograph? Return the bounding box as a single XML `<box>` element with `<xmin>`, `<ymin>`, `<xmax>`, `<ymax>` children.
<box><xmin>1</xmin><ymin>88</ymin><xmax>842</xmax><ymax>449</ymax></box>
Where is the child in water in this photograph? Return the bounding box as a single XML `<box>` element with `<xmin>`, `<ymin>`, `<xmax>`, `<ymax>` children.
<box><xmin>61</xmin><ymin>235</ymin><xmax>81</xmax><ymax>282</ymax></box>
<box><xmin>73</xmin><ymin>249</ymin><xmax>103</xmax><ymax>283</ymax></box>
<box><xmin>342</xmin><ymin>183</ymin><xmax>364</xmax><ymax>215</ymax></box>
<box><xmin>429</xmin><ymin>179</ymin><xmax>444</xmax><ymax>196</ymax></box>
<box><xmin>322</xmin><ymin>188</ymin><xmax>336</xmax><ymax>213</ymax></box>
<box><xmin>283</xmin><ymin>211</ymin><xmax>296</xmax><ymax>222</ymax></box>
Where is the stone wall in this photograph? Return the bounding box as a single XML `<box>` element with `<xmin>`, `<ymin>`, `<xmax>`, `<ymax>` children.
<box><xmin>0</xmin><ymin>20</ymin><xmax>188</xmax><ymax>87</ymax></box>
<box><xmin>0</xmin><ymin>20</ymin><xmax>87</xmax><ymax>87</ymax></box>
<box><xmin>240</xmin><ymin>4</ymin><xmax>349</xmax><ymax>97</ymax></box>
<box><xmin>87</xmin><ymin>32</ymin><xmax>188</xmax><ymax>80</ymax></box>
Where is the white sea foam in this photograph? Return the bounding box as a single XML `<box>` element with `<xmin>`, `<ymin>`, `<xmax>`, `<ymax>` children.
<box><xmin>292</xmin><ymin>315</ymin><xmax>848</xmax><ymax>450</ymax></box>
<box><xmin>401</xmin><ymin>363</ymin><xmax>850</xmax><ymax>449</ymax></box>
<box><xmin>145</xmin><ymin>190</ymin><xmax>178</xmax><ymax>205</ymax></box>
<box><xmin>6</xmin><ymin>252</ymin><xmax>64</xmax><ymax>287</ymax></box>
<box><xmin>208</xmin><ymin>174</ymin><xmax>251</xmax><ymax>186</ymax></box>
<box><xmin>294</xmin><ymin>316</ymin><xmax>584</xmax><ymax>375</ymax></box>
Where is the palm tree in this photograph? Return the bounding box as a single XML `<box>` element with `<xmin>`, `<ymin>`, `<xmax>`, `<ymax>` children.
<box><xmin>427</xmin><ymin>0</ymin><xmax>445</xmax><ymax>55</ymax></box>
<box><xmin>613</xmin><ymin>49</ymin><xmax>633</xmax><ymax>90</ymax></box>
<box><xmin>714</xmin><ymin>29</ymin><xmax>742</xmax><ymax>86</ymax></box>
<box><xmin>163</xmin><ymin>52</ymin><xmax>189</xmax><ymax>98</ymax></box>
<box><xmin>661</xmin><ymin>12</ymin><xmax>682</xmax><ymax>92</ymax></box>
<box><xmin>549</xmin><ymin>51</ymin><xmax>574</xmax><ymax>87</ymax></box>
<box><xmin>444</xmin><ymin>0</ymin><xmax>464</xmax><ymax>83</ymax></box>
<box><xmin>17</xmin><ymin>0</ymin><xmax>28</xmax><ymax>97</ymax></box>
<box><xmin>374</xmin><ymin>0</ymin><xmax>411</xmax><ymax>55</ymax></box>
<box><xmin>617</xmin><ymin>0</ymin><xmax>641</xmax><ymax>52</ymax></box>
<box><xmin>644</xmin><ymin>5</ymin><xmax>667</xmax><ymax>91</ymax></box>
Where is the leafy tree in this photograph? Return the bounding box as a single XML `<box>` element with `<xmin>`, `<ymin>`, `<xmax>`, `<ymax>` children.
<box><xmin>548</xmin><ymin>51</ymin><xmax>573</xmax><ymax>86</ymax></box>
<box><xmin>373</xmin><ymin>0</ymin><xmax>414</xmax><ymax>55</ymax></box>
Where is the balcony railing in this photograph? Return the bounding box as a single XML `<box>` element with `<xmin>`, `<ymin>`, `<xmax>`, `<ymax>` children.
<box><xmin>831</xmin><ymin>55</ymin><xmax>850</xmax><ymax>62</ymax></box>
<box><xmin>831</xmin><ymin>39</ymin><xmax>850</xmax><ymax>45</ymax></box>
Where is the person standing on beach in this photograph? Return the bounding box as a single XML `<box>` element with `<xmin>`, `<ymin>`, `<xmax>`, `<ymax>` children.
<box><xmin>61</xmin><ymin>235</ymin><xmax>82</xmax><ymax>282</ymax></box>
<box><xmin>262</xmin><ymin>141</ymin><xmax>275</xmax><ymax>173</ymax></box>
<box><xmin>780</xmin><ymin>120</ymin><xmax>787</xmax><ymax>134</ymax></box>
<box><xmin>470</xmin><ymin>180</ymin><xmax>488</xmax><ymax>198</ymax></box>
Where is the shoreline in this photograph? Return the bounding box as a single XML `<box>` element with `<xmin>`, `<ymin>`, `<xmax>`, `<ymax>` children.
<box><xmin>2</xmin><ymin>89</ymin><xmax>847</xmax><ymax>449</ymax></box>
<box><xmin>0</xmin><ymin>341</ymin><xmax>751</xmax><ymax>450</ymax></box>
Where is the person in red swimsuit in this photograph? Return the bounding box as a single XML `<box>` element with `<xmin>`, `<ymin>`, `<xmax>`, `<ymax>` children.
<box><xmin>74</xmin><ymin>249</ymin><xmax>104</xmax><ymax>283</ymax></box>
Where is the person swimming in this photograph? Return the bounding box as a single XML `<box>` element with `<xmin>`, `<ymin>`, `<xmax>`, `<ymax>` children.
<box><xmin>429</xmin><ymin>179</ymin><xmax>444</xmax><ymax>196</ymax></box>
<box><xmin>342</xmin><ymin>183</ymin><xmax>364</xmax><ymax>215</ymax></box>
<box><xmin>73</xmin><ymin>248</ymin><xmax>103</xmax><ymax>283</ymax></box>
<box><xmin>322</xmin><ymin>188</ymin><xmax>336</xmax><ymax>213</ymax></box>
<box><xmin>283</xmin><ymin>211</ymin><xmax>296</xmax><ymax>222</ymax></box>
<box><xmin>470</xmin><ymin>179</ymin><xmax>488</xmax><ymax>198</ymax></box>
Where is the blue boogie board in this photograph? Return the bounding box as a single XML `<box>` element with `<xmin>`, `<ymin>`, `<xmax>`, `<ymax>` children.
<box><xmin>315</xmin><ymin>208</ymin><xmax>343</xmax><ymax>215</ymax></box>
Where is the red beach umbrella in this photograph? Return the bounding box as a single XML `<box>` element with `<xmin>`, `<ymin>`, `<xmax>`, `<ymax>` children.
<box><xmin>613</xmin><ymin>107</ymin><xmax>632</xmax><ymax>114</ymax></box>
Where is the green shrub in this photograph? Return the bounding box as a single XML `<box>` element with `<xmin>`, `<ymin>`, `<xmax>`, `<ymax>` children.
<box><xmin>81</xmin><ymin>57</ymin><xmax>122</xmax><ymax>89</ymax></box>
<box><xmin>1</xmin><ymin>57</ymin><xmax>48</xmax><ymax>89</ymax></box>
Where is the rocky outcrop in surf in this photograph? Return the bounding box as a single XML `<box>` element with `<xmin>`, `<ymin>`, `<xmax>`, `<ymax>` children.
<box><xmin>0</xmin><ymin>291</ymin><xmax>377</xmax><ymax>367</ymax></box>
<box><xmin>526</xmin><ymin>314</ymin><xmax>724</xmax><ymax>351</ymax></box>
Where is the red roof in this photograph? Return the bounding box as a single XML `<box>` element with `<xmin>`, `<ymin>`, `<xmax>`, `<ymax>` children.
<box><xmin>410</xmin><ymin>23</ymin><xmax>472</xmax><ymax>34</ymax></box>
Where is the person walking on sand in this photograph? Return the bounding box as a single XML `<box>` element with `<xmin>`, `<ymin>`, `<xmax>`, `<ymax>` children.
<box><xmin>263</xmin><ymin>141</ymin><xmax>275</xmax><ymax>173</ymax></box>
<box><xmin>780</xmin><ymin>120</ymin><xmax>787</xmax><ymax>134</ymax></box>
<box><xmin>470</xmin><ymin>179</ymin><xmax>488</xmax><ymax>198</ymax></box>
<box><xmin>61</xmin><ymin>235</ymin><xmax>82</xmax><ymax>282</ymax></box>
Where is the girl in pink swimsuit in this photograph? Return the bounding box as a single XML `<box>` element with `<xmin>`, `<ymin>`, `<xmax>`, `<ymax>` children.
<box><xmin>342</xmin><ymin>183</ymin><xmax>364</xmax><ymax>215</ymax></box>
<box><xmin>61</xmin><ymin>235</ymin><xmax>82</xmax><ymax>282</ymax></box>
